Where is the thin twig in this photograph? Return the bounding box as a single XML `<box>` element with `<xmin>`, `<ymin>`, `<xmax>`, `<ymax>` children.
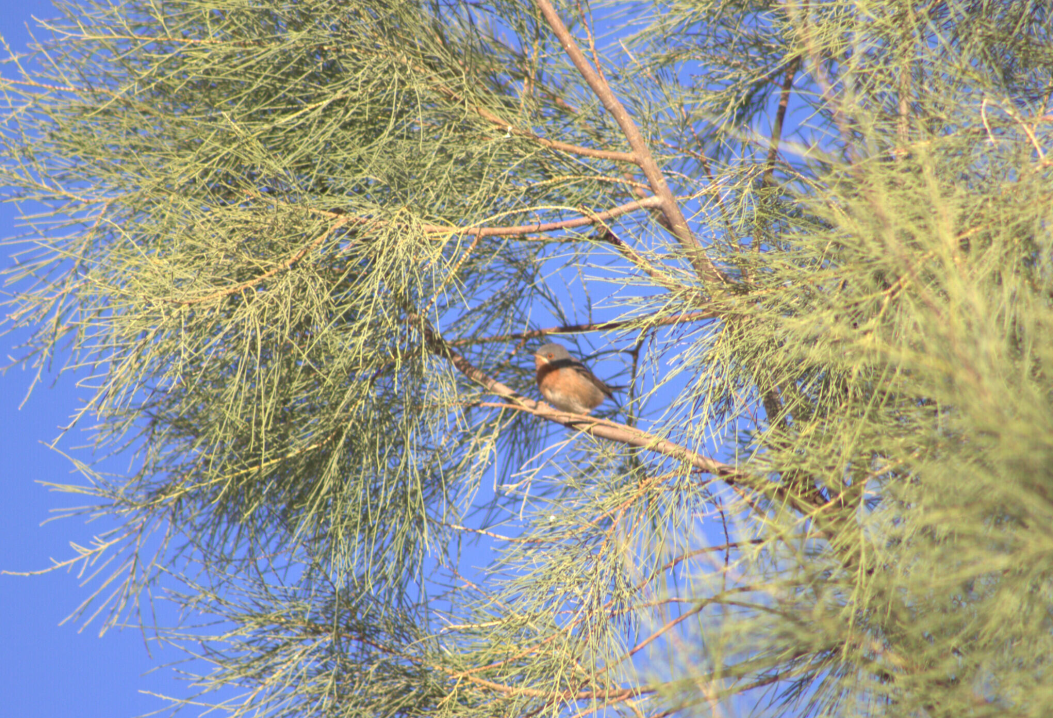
<box><xmin>449</xmin><ymin>310</ymin><xmax>719</xmax><ymax>347</ymax></box>
<box><xmin>169</xmin><ymin>215</ymin><xmax>352</xmax><ymax>306</ymax></box>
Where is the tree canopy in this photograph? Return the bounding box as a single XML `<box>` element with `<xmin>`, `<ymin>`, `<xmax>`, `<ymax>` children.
<box><xmin>2</xmin><ymin>0</ymin><xmax>1052</xmax><ymax>716</ymax></box>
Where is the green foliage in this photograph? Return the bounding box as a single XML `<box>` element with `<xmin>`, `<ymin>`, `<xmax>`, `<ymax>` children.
<box><xmin>2</xmin><ymin>0</ymin><xmax>1051</xmax><ymax>716</ymax></box>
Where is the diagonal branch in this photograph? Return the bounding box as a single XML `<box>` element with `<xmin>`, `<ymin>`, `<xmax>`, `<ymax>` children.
<box><xmin>532</xmin><ymin>0</ymin><xmax>727</xmax><ymax>286</ymax></box>
<box><xmin>761</xmin><ymin>56</ymin><xmax>801</xmax><ymax>193</ymax></box>
<box><xmin>421</xmin><ymin>321</ymin><xmax>729</xmax><ymax>475</ymax></box>
<box><xmin>417</xmin><ymin>318</ymin><xmax>814</xmax><ymax>515</ymax></box>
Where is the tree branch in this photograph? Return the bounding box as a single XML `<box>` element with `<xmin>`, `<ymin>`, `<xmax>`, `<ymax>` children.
<box><xmin>418</xmin><ymin>196</ymin><xmax>662</xmax><ymax>237</ymax></box>
<box><xmin>532</xmin><ymin>0</ymin><xmax>727</xmax><ymax>286</ymax></box>
<box><xmin>420</xmin><ymin>319</ymin><xmax>732</xmax><ymax>475</ymax></box>
<box><xmin>417</xmin><ymin>318</ymin><xmax>816</xmax><ymax>516</ymax></box>
<box><xmin>761</xmin><ymin>56</ymin><xmax>800</xmax><ymax>193</ymax></box>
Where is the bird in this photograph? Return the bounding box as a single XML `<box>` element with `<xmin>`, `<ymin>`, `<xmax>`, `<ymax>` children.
<box><xmin>533</xmin><ymin>342</ymin><xmax>614</xmax><ymax>414</ymax></box>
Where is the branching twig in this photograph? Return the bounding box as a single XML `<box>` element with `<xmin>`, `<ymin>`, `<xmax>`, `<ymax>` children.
<box><xmin>169</xmin><ymin>215</ymin><xmax>352</xmax><ymax>306</ymax></box>
<box><xmin>419</xmin><ymin>196</ymin><xmax>662</xmax><ymax>237</ymax></box>
<box><xmin>532</xmin><ymin>0</ymin><xmax>727</xmax><ymax>286</ymax></box>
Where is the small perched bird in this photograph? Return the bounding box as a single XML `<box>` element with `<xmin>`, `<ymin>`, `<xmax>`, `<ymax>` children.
<box><xmin>533</xmin><ymin>342</ymin><xmax>614</xmax><ymax>414</ymax></box>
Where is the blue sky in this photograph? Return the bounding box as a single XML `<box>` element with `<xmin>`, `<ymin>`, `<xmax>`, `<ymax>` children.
<box><xmin>0</xmin><ymin>2</ymin><xmax>198</xmax><ymax>715</ymax></box>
